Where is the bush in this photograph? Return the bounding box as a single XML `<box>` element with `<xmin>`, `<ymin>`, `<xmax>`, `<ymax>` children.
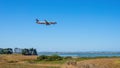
<box><xmin>64</xmin><ymin>56</ymin><xmax>72</xmax><ymax>59</ymax></box>
<box><xmin>37</xmin><ymin>55</ymin><xmax>48</xmax><ymax>60</ymax></box>
<box><xmin>37</xmin><ymin>54</ymin><xmax>63</xmax><ymax>61</ymax></box>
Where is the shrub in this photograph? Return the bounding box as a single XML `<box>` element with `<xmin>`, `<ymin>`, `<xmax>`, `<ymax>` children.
<box><xmin>37</xmin><ymin>55</ymin><xmax>48</xmax><ymax>60</ymax></box>
<box><xmin>64</xmin><ymin>56</ymin><xmax>72</xmax><ymax>59</ymax></box>
<box><xmin>37</xmin><ymin>54</ymin><xmax>63</xmax><ymax>61</ymax></box>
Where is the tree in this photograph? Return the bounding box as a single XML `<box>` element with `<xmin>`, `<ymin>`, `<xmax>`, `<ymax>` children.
<box><xmin>33</xmin><ymin>49</ymin><xmax>37</xmax><ymax>55</ymax></box>
<box><xmin>7</xmin><ymin>48</ymin><xmax>13</xmax><ymax>54</ymax></box>
<box><xmin>22</xmin><ymin>48</ymin><xmax>30</xmax><ymax>55</ymax></box>
<box><xmin>0</xmin><ymin>48</ymin><xmax>13</xmax><ymax>54</ymax></box>
<box><xmin>22</xmin><ymin>48</ymin><xmax>38</xmax><ymax>55</ymax></box>
<box><xmin>0</xmin><ymin>48</ymin><xmax>3</xmax><ymax>54</ymax></box>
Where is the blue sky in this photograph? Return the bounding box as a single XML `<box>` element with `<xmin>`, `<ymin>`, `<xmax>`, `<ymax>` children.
<box><xmin>0</xmin><ymin>0</ymin><xmax>120</xmax><ymax>52</ymax></box>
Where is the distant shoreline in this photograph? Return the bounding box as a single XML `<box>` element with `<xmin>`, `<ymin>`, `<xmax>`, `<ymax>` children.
<box><xmin>38</xmin><ymin>52</ymin><xmax>120</xmax><ymax>57</ymax></box>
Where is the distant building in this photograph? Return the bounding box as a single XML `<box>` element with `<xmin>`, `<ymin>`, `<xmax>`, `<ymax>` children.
<box><xmin>14</xmin><ymin>48</ymin><xmax>22</xmax><ymax>54</ymax></box>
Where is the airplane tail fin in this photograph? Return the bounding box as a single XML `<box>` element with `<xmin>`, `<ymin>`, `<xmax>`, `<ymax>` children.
<box><xmin>36</xmin><ymin>19</ymin><xmax>39</xmax><ymax>22</ymax></box>
<box><xmin>36</xmin><ymin>19</ymin><xmax>40</xmax><ymax>23</ymax></box>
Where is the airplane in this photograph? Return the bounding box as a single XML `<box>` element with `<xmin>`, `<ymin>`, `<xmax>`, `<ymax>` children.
<box><xmin>36</xmin><ymin>19</ymin><xmax>57</xmax><ymax>25</ymax></box>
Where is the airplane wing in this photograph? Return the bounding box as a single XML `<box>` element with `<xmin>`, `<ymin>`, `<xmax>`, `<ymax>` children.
<box><xmin>44</xmin><ymin>20</ymin><xmax>56</xmax><ymax>24</ymax></box>
<box><xmin>49</xmin><ymin>22</ymin><xmax>57</xmax><ymax>24</ymax></box>
<box><xmin>36</xmin><ymin>22</ymin><xmax>46</xmax><ymax>24</ymax></box>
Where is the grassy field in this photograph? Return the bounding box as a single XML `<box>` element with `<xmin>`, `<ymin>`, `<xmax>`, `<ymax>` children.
<box><xmin>0</xmin><ymin>54</ymin><xmax>61</xmax><ymax>68</ymax></box>
<box><xmin>1</xmin><ymin>54</ymin><xmax>120</xmax><ymax>68</ymax></box>
<box><xmin>64</xmin><ymin>57</ymin><xmax>120</xmax><ymax>68</ymax></box>
<box><xmin>0</xmin><ymin>63</ymin><xmax>60</xmax><ymax>68</ymax></box>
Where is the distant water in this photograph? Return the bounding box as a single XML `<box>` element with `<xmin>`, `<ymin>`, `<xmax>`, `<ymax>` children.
<box><xmin>38</xmin><ymin>52</ymin><xmax>120</xmax><ymax>57</ymax></box>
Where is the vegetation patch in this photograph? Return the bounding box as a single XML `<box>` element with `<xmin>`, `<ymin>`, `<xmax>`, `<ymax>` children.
<box><xmin>37</xmin><ymin>54</ymin><xmax>63</xmax><ymax>61</ymax></box>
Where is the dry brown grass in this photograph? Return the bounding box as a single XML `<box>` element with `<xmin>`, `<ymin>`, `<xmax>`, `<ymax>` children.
<box><xmin>0</xmin><ymin>54</ymin><xmax>37</xmax><ymax>62</ymax></box>
<box><xmin>0</xmin><ymin>54</ymin><xmax>60</xmax><ymax>68</ymax></box>
<box><xmin>1</xmin><ymin>54</ymin><xmax>120</xmax><ymax>68</ymax></box>
<box><xmin>63</xmin><ymin>58</ymin><xmax>120</xmax><ymax>68</ymax></box>
<box><xmin>0</xmin><ymin>63</ymin><xmax>60</xmax><ymax>68</ymax></box>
